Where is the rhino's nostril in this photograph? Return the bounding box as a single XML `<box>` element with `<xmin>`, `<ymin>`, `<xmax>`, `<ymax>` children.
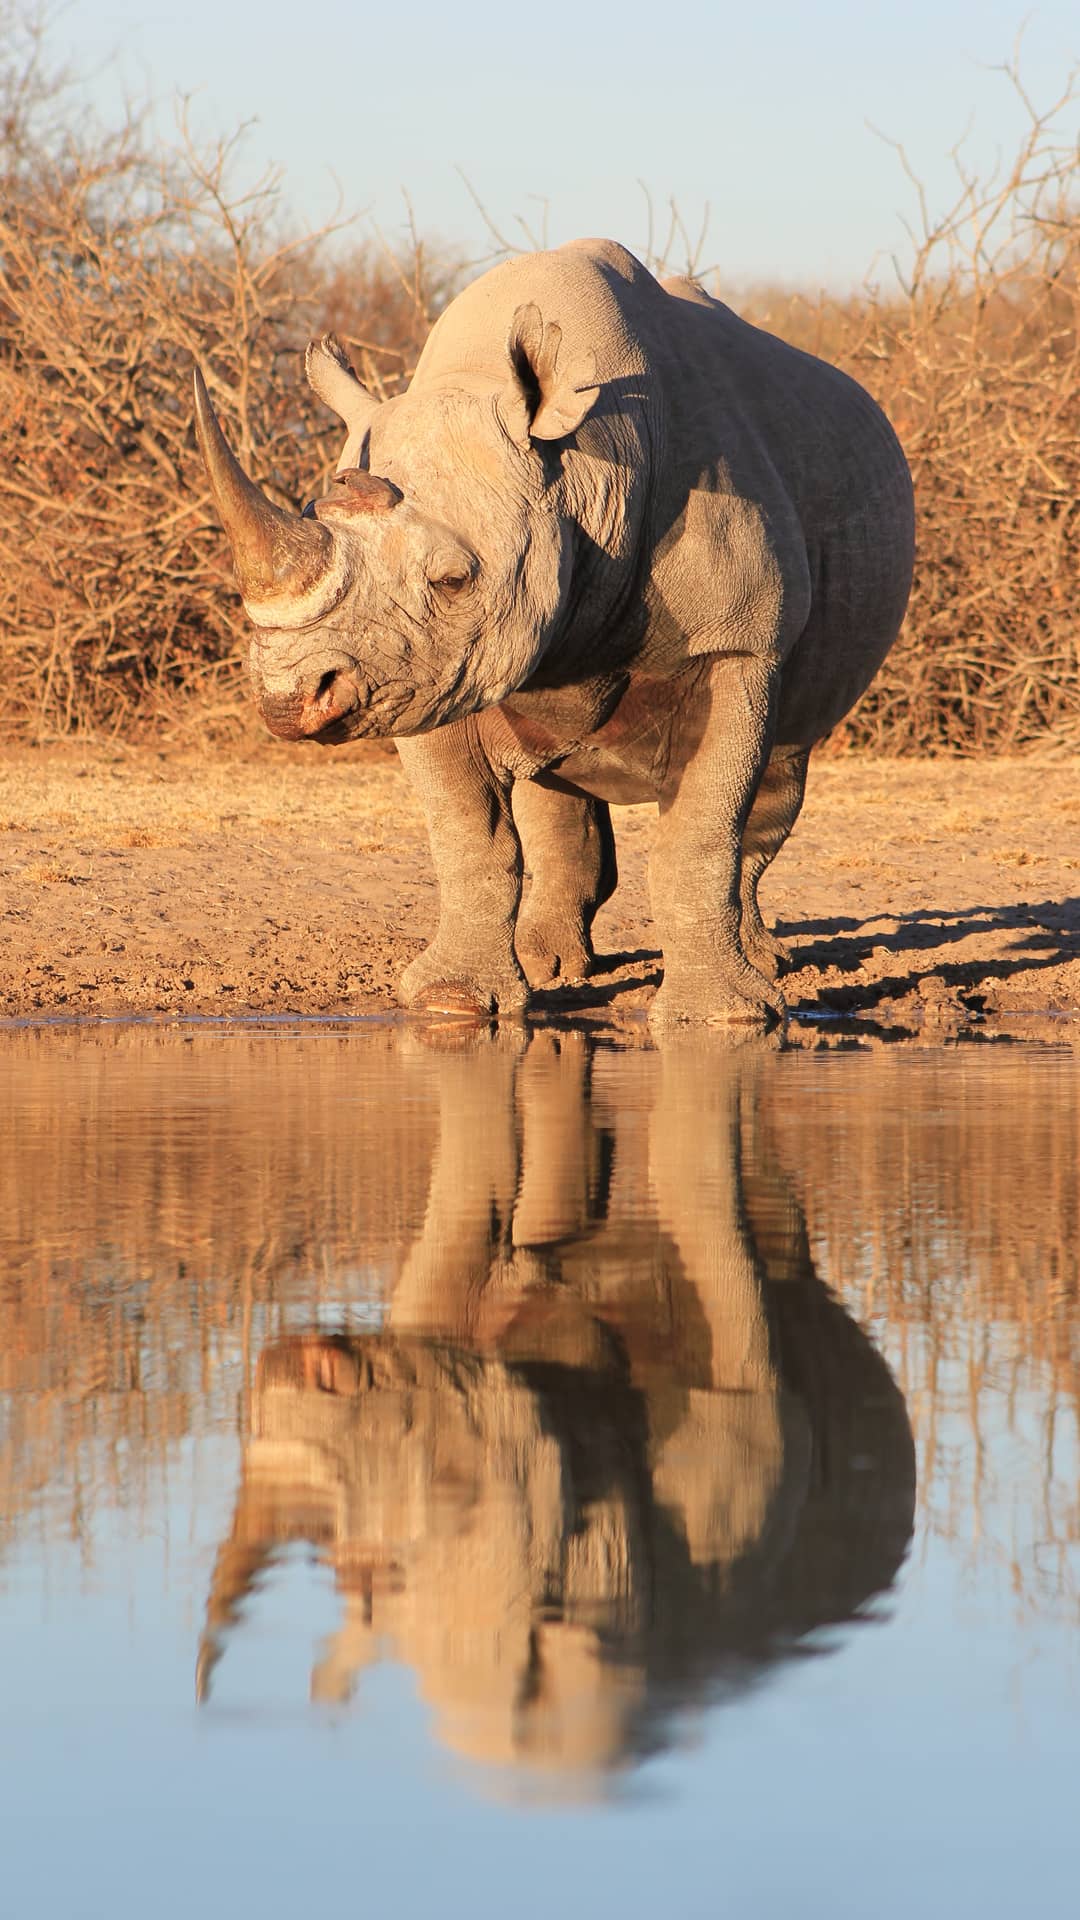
<box><xmin>315</xmin><ymin>668</ymin><xmax>340</xmax><ymax>704</ymax></box>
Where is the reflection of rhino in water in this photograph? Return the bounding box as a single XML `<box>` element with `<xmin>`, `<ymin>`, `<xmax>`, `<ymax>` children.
<box><xmin>198</xmin><ymin>1035</ymin><xmax>915</xmax><ymax>1779</ymax></box>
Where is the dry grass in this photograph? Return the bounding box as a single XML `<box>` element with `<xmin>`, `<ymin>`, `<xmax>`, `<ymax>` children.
<box><xmin>0</xmin><ymin>13</ymin><xmax>1077</xmax><ymax>753</ymax></box>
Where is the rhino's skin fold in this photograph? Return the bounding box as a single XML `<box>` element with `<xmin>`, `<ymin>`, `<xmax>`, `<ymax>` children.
<box><xmin>196</xmin><ymin>239</ymin><xmax>915</xmax><ymax>1026</ymax></box>
<box><xmin>196</xmin><ymin>1032</ymin><xmax>916</xmax><ymax>1779</ymax></box>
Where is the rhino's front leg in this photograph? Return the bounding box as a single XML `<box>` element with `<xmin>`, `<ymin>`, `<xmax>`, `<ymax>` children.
<box><xmin>396</xmin><ymin>721</ymin><xmax>529</xmax><ymax>1018</ymax></box>
<box><xmin>512</xmin><ymin>778</ymin><xmax>617</xmax><ymax>988</ymax></box>
<box><xmin>649</xmin><ymin>654</ymin><xmax>786</xmax><ymax>1029</ymax></box>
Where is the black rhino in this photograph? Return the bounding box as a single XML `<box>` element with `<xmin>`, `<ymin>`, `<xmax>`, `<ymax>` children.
<box><xmin>195</xmin><ymin>240</ymin><xmax>914</xmax><ymax>1025</ymax></box>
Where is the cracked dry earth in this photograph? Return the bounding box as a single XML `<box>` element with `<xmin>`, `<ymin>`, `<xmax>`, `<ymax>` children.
<box><xmin>1</xmin><ymin>741</ymin><xmax>1077</xmax><ymax>1042</ymax></box>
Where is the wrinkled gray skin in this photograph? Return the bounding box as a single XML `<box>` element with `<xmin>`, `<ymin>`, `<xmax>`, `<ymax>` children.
<box><xmin>194</xmin><ymin>239</ymin><xmax>914</xmax><ymax>1024</ymax></box>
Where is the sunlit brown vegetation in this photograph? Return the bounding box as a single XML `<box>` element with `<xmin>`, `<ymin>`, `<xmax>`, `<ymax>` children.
<box><xmin>744</xmin><ymin>64</ymin><xmax>1080</xmax><ymax>756</ymax></box>
<box><xmin>0</xmin><ymin>7</ymin><xmax>461</xmax><ymax>738</ymax></box>
<box><xmin>0</xmin><ymin>11</ymin><xmax>1077</xmax><ymax>749</ymax></box>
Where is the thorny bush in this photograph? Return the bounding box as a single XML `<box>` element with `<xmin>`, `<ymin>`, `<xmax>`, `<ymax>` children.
<box><xmin>0</xmin><ymin>7</ymin><xmax>459</xmax><ymax>738</ymax></box>
<box><xmin>750</xmin><ymin>60</ymin><xmax>1080</xmax><ymax>756</ymax></box>
<box><xmin>0</xmin><ymin>13</ymin><xmax>1077</xmax><ymax>752</ymax></box>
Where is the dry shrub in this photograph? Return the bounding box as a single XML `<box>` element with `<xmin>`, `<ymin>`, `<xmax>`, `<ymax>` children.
<box><xmin>317</xmin><ymin>226</ymin><xmax>461</xmax><ymax>402</ymax></box>
<box><xmin>0</xmin><ymin>9</ymin><xmax>454</xmax><ymax>739</ymax></box>
<box><xmin>0</xmin><ymin>14</ymin><xmax>1077</xmax><ymax>753</ymax></box>
<box><xmin>745</xmin><ymin>60</ymin><xmax>1080</xmax><ymax>755</ymax></box>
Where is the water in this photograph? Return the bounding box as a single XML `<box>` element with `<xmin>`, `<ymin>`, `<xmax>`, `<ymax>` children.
<box><xmin>1</xmin><ymin>1023</ymin><xmax>1078</xmax><ymax>1918</ymax></box>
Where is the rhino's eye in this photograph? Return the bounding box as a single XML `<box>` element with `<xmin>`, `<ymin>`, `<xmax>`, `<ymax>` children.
<box><xmin>428</xmin><ymin>547</ymin><xmax>477</xmax><ymax>599</ymax></box>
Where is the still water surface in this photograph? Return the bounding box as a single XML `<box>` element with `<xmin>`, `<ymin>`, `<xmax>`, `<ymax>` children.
<box><xmin>1</xmin><ymin>1025</ymin><xmax>1078</xmax><ymax>1917</ymax></box>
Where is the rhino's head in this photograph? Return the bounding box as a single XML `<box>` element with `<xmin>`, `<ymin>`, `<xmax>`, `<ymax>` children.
<box><xmin>193</xmin><ymin>308</ymin><xmax>600</xmax><ymax>742</ymax></box>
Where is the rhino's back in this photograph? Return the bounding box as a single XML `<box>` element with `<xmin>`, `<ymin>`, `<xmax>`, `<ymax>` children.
<box><xmin>416</xmin><ymin>239</ymin><xmax>909</xmax><ymax>527</ymax></box>
<box><xmin>416</xmin><ymin>240</ymin><xmax>911</xmax><ymax>559</ymax></box>
<box><xmin>660</xmin><ymin>274</ymin><xmax>911</xmax><ymax>537</ymax></box>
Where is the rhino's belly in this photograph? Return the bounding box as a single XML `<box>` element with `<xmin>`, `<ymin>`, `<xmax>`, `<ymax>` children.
<box><xmin>544</xmin><ymin>751</ymin><xmax>661</xmax><ymax>805</ymax></box>
<box><xmin>496</xmin><ymin>669</ymin><xmax>696</xmax><ymax>804</ymax></box>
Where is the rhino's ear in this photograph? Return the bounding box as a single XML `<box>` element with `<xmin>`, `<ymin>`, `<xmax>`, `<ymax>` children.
<box><xmin>305</xmin><ymin>334</ymin><xmax>381</xmax><ymax>440</ymax></box>
<box><xmin>499</xmin><ymin>303</ymin><xmax>600</xmax><ymax>447</ymax></box>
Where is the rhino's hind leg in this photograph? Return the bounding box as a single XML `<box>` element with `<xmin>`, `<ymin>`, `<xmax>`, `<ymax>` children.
<box><xmin>512</xmin><ymin>778</ymin><xmax>618</xmax><ymax>989</ymax></box>
<box><xmin>739</xmin><ymin>745</ymin><xmax>809</xmax><ymax>980</ymax></box>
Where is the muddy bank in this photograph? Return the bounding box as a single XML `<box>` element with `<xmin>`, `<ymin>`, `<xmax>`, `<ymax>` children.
<box><xmin>1</xmin><ymin>743</ymin><xmax>1077</xmax><ymax>1040</ymax></box>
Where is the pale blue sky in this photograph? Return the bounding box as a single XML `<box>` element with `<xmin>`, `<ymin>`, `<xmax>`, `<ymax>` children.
<box><xmin>60</xmin><ymin>0</ymin><xmax>1077</xmax><ymax>287</ymax></box>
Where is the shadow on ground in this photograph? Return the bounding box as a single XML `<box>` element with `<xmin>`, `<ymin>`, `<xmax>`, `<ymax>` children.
<box><xmin>781</xmin><ymin>896</ymin><xmax>1080</xmax><ymax>1015</ymax></box>
<box><xmin>530</xmin><ymin>898</ymin><xmax>1080</xmax><ymax>1032</ymax></box>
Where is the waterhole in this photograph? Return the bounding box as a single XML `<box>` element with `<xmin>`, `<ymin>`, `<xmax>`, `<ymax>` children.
<box><xmin>1</xmin><ymin>1024</ymin><xmax>1077</xmax><ymax>1915</ymax></box>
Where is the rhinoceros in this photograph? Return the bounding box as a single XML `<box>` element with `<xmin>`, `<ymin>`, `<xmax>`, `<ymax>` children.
<box><xmin>194</xmin><ymin>238</ymin><xmax>914</xmax><ymax>1024</ymax></box>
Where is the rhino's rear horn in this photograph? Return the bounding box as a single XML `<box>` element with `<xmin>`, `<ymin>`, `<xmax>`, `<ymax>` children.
<box><xmin>324</xmin><ymin>469</ymin><xmax>403</xmax><ymax>517</ymax></box>
<box><xmin>192</xmin><ymin>365</ymin><xmax>334</xmax><ymax>605</ymax></box>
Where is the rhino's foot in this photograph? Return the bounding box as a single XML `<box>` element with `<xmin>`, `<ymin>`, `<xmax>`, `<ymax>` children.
<box><xmin>740</xmin><ymin>919</ymin><xmax>792</xmax><ymax>983</ymax></box>
<box><xmin>400</xmin><ymin>948</ymin><xmax>529</xmax><ymax>1021</ymax></box>
<box><xmin>515</xmin><ymin>915</ymin><xmax>595</xmax><ymax>991</ymax></box>
<box><xmin>649</xmin><ymin>963</ymin><xmax>785</xmax><ymax>1031</ymax></box>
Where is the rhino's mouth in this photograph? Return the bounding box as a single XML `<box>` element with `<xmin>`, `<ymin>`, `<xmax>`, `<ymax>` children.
<box><xmin>254</xmin><ymin>666</ymin><xmax>416</xmax><ymax>744</ymax></box>
<box><xmin>310</xmin><ymin>683</ymin><xmax>417</xmax><ymax>743</ymax></box>
<box><xmin>254</xmin><ymin>641</ymin><xmax>477</xmax><ymax>744</ymax></box>
<box><xmin>309</xmin><ymin>681</ymin><xmax>466</xmax><ymax>744</ymax></box>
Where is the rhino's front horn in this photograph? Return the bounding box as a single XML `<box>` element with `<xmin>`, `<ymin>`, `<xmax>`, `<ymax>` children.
<box><xmin>193</xmin><ymin>365</ymin><xmax>334</xmax><ymax>608</ymax></box>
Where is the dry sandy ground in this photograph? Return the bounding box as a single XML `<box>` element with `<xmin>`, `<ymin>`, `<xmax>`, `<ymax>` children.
<box><xmin>1</xmin><ymin>741</ymin><xmax>1077</xmax><ymax>1041</ymax></box>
